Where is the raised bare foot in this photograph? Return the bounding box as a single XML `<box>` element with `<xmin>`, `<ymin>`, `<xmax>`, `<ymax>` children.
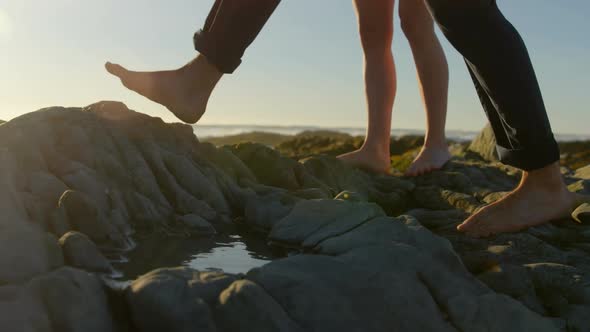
<box><xmin>457</xmin><ymin>162</ymin><xmax>579</xmax><ymax>237</ymax></box>
<box><xmin>105</xmin><ymin>55</ymin><xmax>223</xmax><ymax>124</ymax></box>
<box><xmin>338</xmin><ymin>148</ymin><xmax>391</xmax><ymax>174</ymax></box>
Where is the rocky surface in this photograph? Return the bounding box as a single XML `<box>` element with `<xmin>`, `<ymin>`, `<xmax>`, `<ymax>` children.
<box><xmin>1</xmin><ymin>101</ymin><xmax>589</xmax><ymax>331</ymax></box>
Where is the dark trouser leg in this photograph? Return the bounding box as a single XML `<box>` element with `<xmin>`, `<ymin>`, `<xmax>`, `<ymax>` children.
<box><xmin>194</xmin><ymin>0</ymin><xmax>281</xmax><ymax>74</ymax></box>
<box><xmin>425</xmin><ymin>0</ymin><xmax>560</xmax><ymax>171</ymax></box>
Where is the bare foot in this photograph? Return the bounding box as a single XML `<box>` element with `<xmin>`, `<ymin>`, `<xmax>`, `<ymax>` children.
<box><xmin>105</xmin><ymin>55</ymin><xmax>223</xmax><ymax>124</ymax></box>
<box><xmin>405</xmin><ymin>145</ymin><xmax>451</xmax><ymax>177</ymax></box>
<box><xmin>457</xmin><ymin>162</ymin><xmax>579</xmax><ymax>237</ymax></box>
<box><xmin>338</xmin><ymin>148</ymin><xmax>391</xmax><ymax>174</ymax></box>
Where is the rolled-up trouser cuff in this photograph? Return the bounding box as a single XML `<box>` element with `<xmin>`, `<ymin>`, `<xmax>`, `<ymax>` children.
<box><xmin>496</xmin><ymin>137</ymin><xmax>560</xmax><ymax>171</ymax></box>
<box><xmin>194</xmin><ymin>30</ymin><xmax>242</xmax><ymax>74</ymax></box>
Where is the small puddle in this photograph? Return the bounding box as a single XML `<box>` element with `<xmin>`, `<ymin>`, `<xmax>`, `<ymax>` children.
<box><xmin>114</xmin><ymin>230</ymin><xmax>278</xmax><ymax>280</ymax></box>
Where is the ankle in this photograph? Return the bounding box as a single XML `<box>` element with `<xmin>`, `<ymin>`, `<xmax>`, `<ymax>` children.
<box><xmin>423</xmin><ymin>137</ymin><xmax>448</xmax><ymax>150</ymax></box>
<box><xmin>184</xmin><ymin>55</ymin><xmax>223</xmax><ymax>77</ymax></box>
<box><xmin>360</xmin><ymin>143</ymin><xmax>390</xmax><ymax>159</ymax></box>
<box><xmin>521</xmin><ymin>162</ymin><xmax>567</xmax><ymax>193</ymax></box>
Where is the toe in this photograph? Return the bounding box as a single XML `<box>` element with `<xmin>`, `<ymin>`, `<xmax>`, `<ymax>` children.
<box><xmin>457</xmin><ymin>214</ymin><xmax>482</xmax><ymax>232</ymax></box>
<box><xmin>105</xmin><ymin>62</ymin><xmax>128</xmax><ymax>78</ymax></box>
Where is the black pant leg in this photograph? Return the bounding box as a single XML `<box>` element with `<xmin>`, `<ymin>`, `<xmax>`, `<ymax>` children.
<box><xmin>425</xmin><ymin>0</ymin><xmax>560</xmax><ymax>171</ymax></box>
<box><xmin>194</xmin><ymin>0</ymin><xmax>281</xmax><ymax>74</ymax></box>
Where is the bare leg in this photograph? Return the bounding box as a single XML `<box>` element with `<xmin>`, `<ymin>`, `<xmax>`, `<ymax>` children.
<box><xmin>338</xmin><ymin>0</ymin><xmax>396</xmax><ymax>174</ymax></box>
<box><xmin>458</xmin><ymin>162</ymin><xmax>579</xmax><ymax>237</ymax></box>
<box><xmin>400</xmin><ymin>0</ymin><xmax>451</xmax><ymax>177</ymax></box>
<box><xmin>105</xmin><ymin>55</ymin><xmax>222</xmax><ymax>124</ymax></box>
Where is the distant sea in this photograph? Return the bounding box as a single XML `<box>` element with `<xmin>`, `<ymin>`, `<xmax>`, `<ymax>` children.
<box><xmin>193</xmin><ymin>124</ymin><xmax>589</xmax><ymax>142</ymax></box>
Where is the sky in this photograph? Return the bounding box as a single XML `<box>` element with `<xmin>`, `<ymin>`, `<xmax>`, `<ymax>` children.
<box><xmin>0</xmin><ymin>0</ymin><xmax>588</xmax><ymax>134</ymax></box>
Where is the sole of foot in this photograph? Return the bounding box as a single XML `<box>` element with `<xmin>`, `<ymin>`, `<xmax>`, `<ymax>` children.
<box><xmin>105</xmin><ymin>56</ymin><xmax>222</xmax><ymax>124</ymax></box>
<box><xmin>404</xmin><ymin>146</ymin><xmax>451</xmax><ymax>177</ymax></box>
<box><xmin>457</xmin><ymin>185</ymin><xmax>580</xmax><ymax>238</ymax></box>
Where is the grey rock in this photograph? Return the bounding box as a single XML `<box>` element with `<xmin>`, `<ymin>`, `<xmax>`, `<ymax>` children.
<box><xmin>175</xmin><ymin>214</ymin><xmax>216</xmax><ymax>235</ymax></box>
<box><xmin>243</xmin><ymin>190</ymin><xmax>297</xmax><ymax>231</ymax></box>
<box><xmin>59</xmin><ymin>231</ymin><xmax>113</xmax><ymax>273</ymax></box>
<box><xmin>406</xmin><ymin>208</ymin><xmax>467</xmax><ymax>229</ymax></box>
<box><xmin>269</xmin><ymin>199</ymin><xmax>385</xmax><ymax>248</ymax></box>
<box><xmin>0</xmin><ymin>284</ymin><xmax>52</xmax><ymax>332</ymax></box>
<box><xmin>58</xmin><ymin>190</ymin><xmax>115</xmax><ymax>244</ymax></box>
<box><xmin>216</xmin><ymin>280</ymin><xmax>303</xmax><ymax>332</ymax></box>
<box><xmin>126</xmin><ymin>268</ymin><xmax>237</xmax><ymax>332</ymax></box>
<box><xmin>247</xmin><ymin>251</ymin><xmax>455</xmax><ymax>332</ymax></box>
<box><xmin>563</xmin><ymin>305</ymin><xmax>590</xmax><ymax>332</ymax></box>
<box><xmin>0</xmin><ymin>225</ymin><xmax>63</xmax><ymax>284</ymax></box>
<box><xmin>28</xmin><ymin>267</ymin><xmax>115</xmax><ymax>332</ymax></box>
<box><xmin>248</xmin><ymin>244</ymin><xmax>555</xmax><ymax>332</ymax></box>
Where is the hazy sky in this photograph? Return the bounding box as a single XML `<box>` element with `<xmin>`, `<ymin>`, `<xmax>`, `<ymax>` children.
<box><xmin>1</xmin><ymin>0</ymin><xmax>588</xmax><ymax>134</ymax></box>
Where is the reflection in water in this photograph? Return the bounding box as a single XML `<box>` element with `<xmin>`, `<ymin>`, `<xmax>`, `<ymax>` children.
<box><xmin>116</xmin><ymin>230</ymin><xmax>278</xmax><ymax>280</ymax></box>
<box><xmin>188</xmin><ymin>235</ymin><xmax>270</xmax><ymax>274</ymax></box>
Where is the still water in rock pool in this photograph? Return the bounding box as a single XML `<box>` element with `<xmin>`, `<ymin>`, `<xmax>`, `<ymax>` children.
<box><xmin>114</xmin><ymin>231</ymin><xmax>278</xmax><ymax>280</ymax></box>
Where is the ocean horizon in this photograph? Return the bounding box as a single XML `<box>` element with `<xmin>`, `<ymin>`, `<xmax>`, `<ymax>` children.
<box><xmin>193</xmin><ymin>124</ymin><xmax>590</xmax><ymax>142</ymax></box>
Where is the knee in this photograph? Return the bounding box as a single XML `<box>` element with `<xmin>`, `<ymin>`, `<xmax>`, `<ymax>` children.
<box><xmin>399</xmin><ymin>10</ymin><xmax>434</xmax><ymax>42</ymax></box>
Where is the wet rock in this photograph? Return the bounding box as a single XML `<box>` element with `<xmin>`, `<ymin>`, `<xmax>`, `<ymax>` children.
<box><xmin>0</xmin><ymin>284</ymin><xmax>52</xmax><ymax>332</ymax></box>
<box><xmin>0</xmin><ymin>150</ymin><xmax>29</xmax><ymax>226</ymax></box>
<box><xmin>58</xmin><ymin>190</ymin><xmax>117</xmax><ymax>245</ymax></box>
<box><xmin>0</xmin><ymin>267</ymin><xmax>115</xmax><ymax>332</ymax></box>
<box><xmin>477</xmin><ymin>264</ymin><xmax>545</xmax><ymax>315</ymax></box>
<box><xmin>314</xmin><ymin>216</ymin><xmax>462</xmax><ymax>271</ymax></box>
<box><xmin>269</xmin><ymin>199</ymin><xmax>385</xmax><ymax>249</ymax></box>
<box><xmin>467</xmin><ymin>124</ymin><xmax>498</xmax><ymax>162</ymax></box>
<box><xmin>242</xmin><ymin>189</ymin><xmax>298</xmax><ymax>231</ymax></box>
<box><xmin>59</xmin><ymin>231</ymin><xmax>113</xmax><ymax>274</ymax></box>
<box><xmin>525</xmin><ymin>263</ymin><xmax>590</xmax><ymax>307</ymax></box>
<box><xmin>248</xmin><ymin>244</ymin><xmax>555</xmax><ymax>332</ymax></box>
<box><xmin>126</xmin><ymin>268</ymin><xmax>237</xmax><ymax>332</ymax></box>
<box><xmin>175</xmin><ymin>214</ymin><xmax>217</xmax><ymax>236</ymax></box>
<box><xmin>28</xmin><ymin>267</ymin><xmax>115</xmax><ymax>332</ymax></box>
<box><xmin>0</xmin><ymin>225</ymin><xmax>63</xmax><ymax>284</ymax></box>
<box><xmin>247</xmin><ymin>250</ymin><xmax>455</xmax><ymax>332</ymax></box>
<box><xmin>2</xmin><ymin>102</ymin><xmax>589</xmax><ymax>331</ymax></box>
<box><xmin>216</xmin><ymin>279</ymin><xmax>303</xmax><ymax>332</ymax></box>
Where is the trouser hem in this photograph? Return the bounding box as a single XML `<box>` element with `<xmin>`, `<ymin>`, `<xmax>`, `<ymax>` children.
<box><xmin>194</xmin><ymin>30</ymin><xmax>241</xmax><ymax>74</ymax></box>
<box><xmin>496</xmin><ymin>138</ymin><xmax>560</xmax><ymax>171</ymax></box>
